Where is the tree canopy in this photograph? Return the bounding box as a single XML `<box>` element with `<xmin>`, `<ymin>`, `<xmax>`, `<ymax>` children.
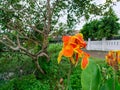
<box><xmin>80</xmin><ymin>7</ymin><xmax>120</xmax><ymax>40</ymax></box>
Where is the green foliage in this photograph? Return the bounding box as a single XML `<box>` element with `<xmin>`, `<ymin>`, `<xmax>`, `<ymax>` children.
<box><xmin>0</xmin><ymin>1</ymin><xmax>113</xmax><ymax>86</ymax></box>
<box><xmin>66</xmin><ymin>0</ymin><xmax>111</xmax><ymax>28</ymax></box>
<box><xmin>47</xmin><ymin>43</ymin><xmax>83</xmax><ymax>89</ymax></box>
<box><xmin>47</xmin><ymin>43</ymin><xmax>62</xmax><ymax>54</ymax></box>
<box><xmin>0</xmin><ymin>44</ymin><xmax>63</xmax><ymax>90</ymax></box>
<box><xmin>0</xmin><ymin>80</ymin><xmax>14</xmax><ymax>90</ymax></box>
<box><xmin>0</xmin><ymin>52</ymin><xmax>34</xmax><ymax>76</ymax></box>
<box><xmin>81</xmin><ymin>58</ymin><xmax>101</xmax><ymax>90</ymax></box>
<box><xmin>33</xmin><ymin>43</ymin><xmax>80</xmax><ymax>89</ymax></box>
<box><xmin>1</xmin><ymin>43</ymin><xmax>120</xmax><ymax>90</ymax></box>
<box><xmin>70</xmin><ymin>64</ymin><xmax>82</xmax><ymax>89</ymax></box>
<box><xmin>0</xmin><ymin>74</ymin><xmax>50</xmax><ymax>90</ymax></box>
<box><xmin>80</xmin><ymin>8</ymin><xmax>120</xmax><ymax>40</ymax></box>
<box><xmin>100</xmin><ymin>78</ymin><xmax>120</xmax><ymax>90</ymax></box>
<box><xmin>81</xmin><ymin>20</ymin><xmax>100</xmax><ymax>40</ymax></box>
<box><xmin>81</xmin><ymin>57</ymin><xmax>120</xmax><ymax>90</ymax></box>
<box><xmin>99</xmin><ymin>63</ymin><xmax>120</xmax><ymax>90</ymax></box>
<box><xmin>0</xmin><ymin>0</ymin><xmax>112</xmax><ymax>34</ymax></box>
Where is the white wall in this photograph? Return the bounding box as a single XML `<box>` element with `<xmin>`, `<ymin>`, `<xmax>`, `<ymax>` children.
<box><xmin>86</xmin><ymin>38</ymin><xmax>120</xmax><ymax>51</ymax></box>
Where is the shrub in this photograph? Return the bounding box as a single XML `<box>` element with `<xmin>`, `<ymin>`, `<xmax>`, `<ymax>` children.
<box><xmin>0</xmin><ymin>74</ymin><xmax>50</xmax><ymax>90</ymax></box>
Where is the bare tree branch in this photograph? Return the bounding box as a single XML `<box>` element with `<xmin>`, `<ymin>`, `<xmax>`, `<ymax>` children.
<box><xmin>29</xmin><ymin>25</ymin><xmax>44</xmax><ymax>34</ymax></box>
<box><xmin>0</xmin><ymin>40</ymin><xmax>19</xmax><ymax>50</ymax></box>
<box><xmin>37</xmin><ymin>52</ymin><xmax>50</xmax><ymax>61</ymax></box>
<box><xmin>34</xmin><ymin>59</ymin><xmax>45</xmax><ymax>74</ymax></box>
<box><xmin>17</xmin><ymin>34</ymin><xmax>20</xmax><ymax>48</ymax></box>
<box><xmin>46</xmin><ymin>0</ymin><xmax>51</xmax><ymax>33</ymax></box>
<box><xmin>3</xmin><ymin>35</ymin><xmax>16</xmax><ymax>46</ymax></box>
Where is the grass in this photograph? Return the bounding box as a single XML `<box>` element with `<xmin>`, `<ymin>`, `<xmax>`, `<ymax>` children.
<box><xmin>90</xmin><ymin>57</ymin><xmax>105</xmax><ymax>64</ymax></box>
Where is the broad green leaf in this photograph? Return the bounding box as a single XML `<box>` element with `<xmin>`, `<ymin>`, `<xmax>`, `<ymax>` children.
<box><xmin>81</xmin><ymin>58</ymin><xmax>101</xmax><ymax>90</ymax></box>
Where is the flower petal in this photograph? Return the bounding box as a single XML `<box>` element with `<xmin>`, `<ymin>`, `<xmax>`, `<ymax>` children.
<box><xmin>117</xmin><ymin>51</ymin><xmax>120</xmax><ymax>64</ymax></box>
<box><xmin>81</xmin><ymin>55</ymin><xmax>89</xmax><ymax>70</ymax></box>
<box><xmin>57</xmin><ymin>51</ymin><xmax>63</xmax><ymax>64</ymax></box>
<box><xmin>63</xmin><ymin>45</ymin><xmax>73</xmax><ymax>57</ymax></box>
<box><xmin>62</xmin><ymin>36</ymin><xmax>70</xmax><ymax>42</ymax></box>
<box><xmin>69</xmin><ymin>57</ymin><xmax>75</xmax><ymax>64</ymax></box>
<box><xmin>75</xmin><ymin>53</ymin><xmax>79</xmax><ymax>66</ymax></box>
<box><xmin>62</xmin><ymin>36</ymin><xmax>70</xmax><ymax>46</ymax></box>
<box><xmin>74</xmin><ymin>48</ymin><xmax>83</xmax><ymax>57</ymax></box>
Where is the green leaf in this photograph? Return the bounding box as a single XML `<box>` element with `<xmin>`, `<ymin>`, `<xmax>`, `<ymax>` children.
<box><xmin>100</xmin><ymin>78</ymin><xmax>114</xmax><ymax>90</ymax></box>
<box><xmin>100</xmin><ymin>78</ymin><xmax>120</xmax><ymax>90</ymax></box>
<box><xmin>81</xmin><ymin>58</ymin><xmax>101</xmax><ymax>90</ymax></box>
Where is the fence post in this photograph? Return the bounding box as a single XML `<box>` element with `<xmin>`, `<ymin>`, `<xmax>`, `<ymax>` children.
<box><xmin>87</xmin><ymin>38</ymin><xmax>91</xmax><ymax>50</ymax></box>
<box><xmin>102</xmin><ymin>37</ymin><xmax>106</xmax><ymax>51</ymax></box>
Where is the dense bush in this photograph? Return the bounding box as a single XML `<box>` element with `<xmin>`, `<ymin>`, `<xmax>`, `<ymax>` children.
<box><xmin>0</xmin><ymin>52</ymin><xmax>34</xmax><ymax>76</ymax></box>
<box><xmin>0</xmin><ymin>74</ymin><xmax>50</xmax><ymax>90</ymax></box>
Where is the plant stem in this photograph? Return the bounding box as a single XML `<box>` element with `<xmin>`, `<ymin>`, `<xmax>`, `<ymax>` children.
<box><xmin>113</xmin><ymin>68</ymin><xmax>116</xmax><ymax>90</ymax></box>
<box><xmin>66</xmin><ymin>63</ymin><xmax>73</xmax><ymax>90</ymax></box>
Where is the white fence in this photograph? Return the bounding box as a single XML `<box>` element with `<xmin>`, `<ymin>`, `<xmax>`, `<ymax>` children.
<box><xmin>86</xmin><ymin>38</ymin><xmax>120</xmax><ymax>51</ymax></box>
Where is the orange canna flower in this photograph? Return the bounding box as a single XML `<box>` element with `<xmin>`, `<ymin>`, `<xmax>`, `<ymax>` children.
<box><xmin>57</xmin><ymin>33</ymin><xmax>90</xmax><ymax>69</ymax></box>
<box><xmin>106</xmin><ymin>50</ymin><xmax>120</xmax><ymax>70</ymax></box>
